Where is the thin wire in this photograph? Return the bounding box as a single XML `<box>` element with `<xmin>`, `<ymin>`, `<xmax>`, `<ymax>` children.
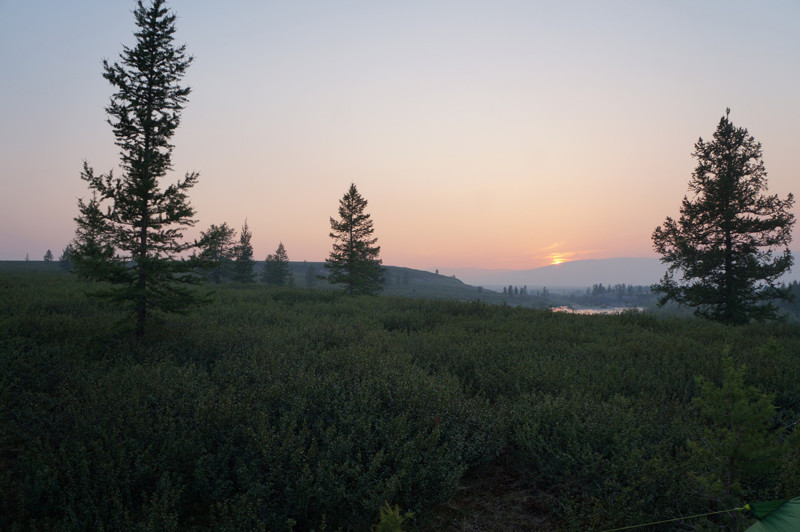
<box><xmin>601</xmin><ymin>505</ymin><xmax>749</xmax><ymax>532</ymax></box>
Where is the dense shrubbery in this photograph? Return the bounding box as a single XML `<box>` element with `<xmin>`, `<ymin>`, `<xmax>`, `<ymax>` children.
<box><xmin>1</xmin><ymin>272</ymin><xmax>798</xmax><ymax>530</ymax></box>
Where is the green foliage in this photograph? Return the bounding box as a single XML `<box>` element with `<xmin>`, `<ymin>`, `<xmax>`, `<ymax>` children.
<box><xmin>780</xmin><ymin>428</ymin><xmax>800</xmax><ymax>495</ymax></box>
<box><xmin>325</xmin><ymin>183</ymin><xmax>384</xmax><ymax>296</ymax></box>
<box><xmin>232</xmin><ymin>219</ymin><xmax>255</xmax><ymax>283</ymax></box>
<box><xmin>3</xmin><ymin>269</ymin><xmax>800</xmax><ymax>529</ymax></box>
<box><xmin>71</xmin><ymin>0</ymin><xmax>202</xmax><ymax>336</ymax></box>
<box><xmin>1</xmin><ymin>273</ymin><xmax>504</xmax><ymax>530</ymax></box>
<box><xmin>688</xmin><ymin>356</ymin><xmax>788</xmax><ymax>528</ymax></box>
<box><xmin>373</xmin><ymin>501</ymin><xmax>414</xmax><ymax>532</ymax></box>
<box><xmin>513</xmin><ymin>392</ymin><xmax>692</xmax><ymax>526</ymax></box>
<box><xmin>652</xmin><ymin>109</ymin><xmax>795</xmax><ymax>324</ymax></box>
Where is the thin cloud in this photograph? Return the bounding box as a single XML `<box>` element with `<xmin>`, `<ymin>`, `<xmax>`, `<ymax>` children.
<box><xmin>543</xmin><ymin>249</ymin><xmax>602</xmax><ymax>265</ymax></box>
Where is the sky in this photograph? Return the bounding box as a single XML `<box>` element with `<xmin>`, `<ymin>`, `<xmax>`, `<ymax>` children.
<box><xmin>1</xmin><ymin>1</ymin><xmax>798</xmax><ymax>270</ymax></box>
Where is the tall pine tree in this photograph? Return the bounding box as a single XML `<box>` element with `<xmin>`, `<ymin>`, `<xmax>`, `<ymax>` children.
<box><xmin>232</xmin><ymin>219</ymin><xmax>255</xmax><ymax>282</ymax></box>
<box><xmin>325</xmin><ymin>183</ymin><xmax>384</xmax><ymax>295</ymax></box>
<box><xmin>652</xmin><ymin>110</ymin><xmax>795</xmax><ymax>324</ymax></box>
<box><xmin>72</xmin><ymin>0</ymin><xmax>201</xmax><ymax>336</ymax></box>
<box><xmin>263</xmin><ymin>242</ymin><xmax>292</xmax><ymax>286</ymax></box>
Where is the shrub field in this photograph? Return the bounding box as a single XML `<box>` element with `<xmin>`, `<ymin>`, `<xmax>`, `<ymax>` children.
<box><xmin>2</xmin><ymin>271</ymin><xmax>798</xmax><ymax>530</ymax></box>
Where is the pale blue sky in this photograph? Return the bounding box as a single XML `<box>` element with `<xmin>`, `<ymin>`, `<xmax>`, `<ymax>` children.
<box><xmin>1</xmin><ymin>1</ymin><xmax>798</xmax><ymax>269</ymax></box>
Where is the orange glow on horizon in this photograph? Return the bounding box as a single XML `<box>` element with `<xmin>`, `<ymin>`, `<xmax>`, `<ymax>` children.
<box><xmin>543</xmin><ymin>248</ymin><xmax>605</xmax><ymax>268</ymax></box>
<box><xmin>548</xmin><ymin>252</ymin><xmax>570</xmax><ymax>266</ymax></box>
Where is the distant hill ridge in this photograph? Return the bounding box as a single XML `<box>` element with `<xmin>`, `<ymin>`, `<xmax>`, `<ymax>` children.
<box><xmin>4</xmin><ymin>256</ymin><xmax>797</xmax><ymax>294</ymax></box>
<box><xmin>443</xmin><ymin>256</ymin><xmax>800</xmax><ymax>289</ymax></box>
<box><xmin>441</xmin><ymin>258</ymin><xmax>663</xmax><ymax>289</ymax></box>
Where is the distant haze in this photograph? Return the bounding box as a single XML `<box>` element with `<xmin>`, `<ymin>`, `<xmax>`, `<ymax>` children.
<box><xmin>442</xmin><ymin>257</ymin><xmax>800</xmax><ymax>291</ymax></box>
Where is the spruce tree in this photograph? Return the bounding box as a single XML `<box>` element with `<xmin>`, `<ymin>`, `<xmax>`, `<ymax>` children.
<box><xmin>652</xmin><ymin>110</ymin><xmax>795</xmax><ymax>324</ymax></box>
<box><xmin>263</xmin><ymin>242</ymin><xmax>292</xmax><ymax>286</ymax></box>
<box><xmin>72</xmin><ymin>0</ymin><xmax>200</xmax><ymax>336</ymax></box>
<box><xmin>199</xmin><ymin>222</ymin><xmax>236</xmax><ymax>284</ymax></box>
<box><xmin>325</xmin><ymin>183</ymin><xmax>384</xmax><ymax>296</ymax></box>
<box><xmin>232</xmin><ymin>219</ymin><xmax>255</xmax><ymax>282</ymax></box>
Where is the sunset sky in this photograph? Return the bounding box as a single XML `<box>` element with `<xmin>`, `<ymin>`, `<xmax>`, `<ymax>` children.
<box><xmin>1</xmin><ymin>1</ymin><xmax>798</xmax><ymax>270</ymax></box>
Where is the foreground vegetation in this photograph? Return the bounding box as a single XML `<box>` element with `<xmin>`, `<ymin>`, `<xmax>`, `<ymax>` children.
<box><xmin>2</xmin><ymin>271</ymin><xmax>798</xmax><ymax>530</ymax></box>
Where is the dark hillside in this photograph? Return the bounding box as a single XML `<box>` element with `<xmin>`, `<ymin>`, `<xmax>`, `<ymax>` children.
<box><xmin>285</xmin><ymin>261</ymin><xmax>492</xmax><ymax>300</ymax></box>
